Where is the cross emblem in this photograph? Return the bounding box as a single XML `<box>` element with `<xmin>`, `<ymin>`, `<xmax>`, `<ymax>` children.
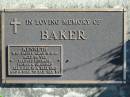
<box><xmin>10</xmin><ymin>18</ymin><xmax>21</xmax><ymax>34</ymax></box>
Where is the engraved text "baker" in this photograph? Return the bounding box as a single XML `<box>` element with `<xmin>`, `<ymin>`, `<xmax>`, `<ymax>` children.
<box><xmin>41</xmin><ymin>30</ymin><xmax>87</xmax><ymax>40</ymax></box>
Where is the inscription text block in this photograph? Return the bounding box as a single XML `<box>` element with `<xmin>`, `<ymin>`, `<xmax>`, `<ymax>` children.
<box><xmin>8</xmin><ymin>45</ymin><xmax>62</xmax><ymax>76</ymax></box>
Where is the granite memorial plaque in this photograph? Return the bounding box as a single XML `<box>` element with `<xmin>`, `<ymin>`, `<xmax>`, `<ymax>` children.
<box><xmin>1</xmin><ymin>9</ymin><xmax>127</xmax><ymax>83</ymax></box>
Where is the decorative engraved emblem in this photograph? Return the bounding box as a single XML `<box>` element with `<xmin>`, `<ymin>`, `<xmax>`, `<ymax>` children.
<box><xmin>10</xmin><ymin>18</ymin><xmax>21</xmax><ymax>34</ymax></box>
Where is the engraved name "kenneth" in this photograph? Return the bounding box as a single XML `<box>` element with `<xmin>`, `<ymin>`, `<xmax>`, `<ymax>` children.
<box><xmin>40</xmin><ymin>30</ymin><xmax>87</xmax><ymax>40</ymax></box>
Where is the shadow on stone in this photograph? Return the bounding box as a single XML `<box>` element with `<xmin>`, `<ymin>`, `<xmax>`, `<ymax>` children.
<box><xmin>63</xmin><ymin>43</ymin><xmax>123</xmax><ymax>81</ymax></box>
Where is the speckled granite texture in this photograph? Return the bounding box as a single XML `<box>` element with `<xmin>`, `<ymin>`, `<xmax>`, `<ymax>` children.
<box><xmin>0</xmin><ymin>0</ymin><xmax>130</xmax><ymax>97</ymax></box>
